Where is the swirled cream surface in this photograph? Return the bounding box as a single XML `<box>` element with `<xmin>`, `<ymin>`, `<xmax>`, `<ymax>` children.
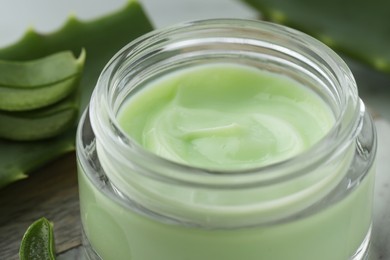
<box><xmin>118</xmin><ymin>63</ymin><xmax>334</xmax><ymax>169</ymax></box>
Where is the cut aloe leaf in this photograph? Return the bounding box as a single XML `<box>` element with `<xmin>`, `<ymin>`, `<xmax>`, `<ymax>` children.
<box><xmin>0</xmin><ymin>1</ymin><xmax>153</xmax><ymax>188</ymax></box>
<box><xmin>0</xmin><ymin>130</ymin><xmax>75</xmax><ymax>188</ymax></box>
<box><xmin>242</xmin><ymin>0</ymin><xmax>390</xmax><ymax>73</ymax></box>
<box><xmin>0</xmin><ymin>73</ymin><xmax>81</xmax><ymax>111</ymax></box>
<box><xmin>19</xmin><ymin>217</ymin><xmax>56</xmax><ymax>260</ymax></box>
<box><xmin>0</xmin><ymin>2</ymin><xmax>153</xmax><ymax>110</ymax></box>
<box><xmin>0</xmin><ymin>49</ymin><xmax>85</xmax><ymax>111</ymax></box>
<box><xmin>0</xmin><ymin>49</ymin><xmax>85</xmax><ymax>88</ymax></box>
<box><xmin>0</xmin><ymin>95</ymin><xmax>78</xmax><ymax>141</ymax></box>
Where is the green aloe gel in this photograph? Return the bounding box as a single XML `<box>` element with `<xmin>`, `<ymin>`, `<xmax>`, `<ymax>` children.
<box><xmin>78</xmin><ymin>63</ymin><xmax>375</xmax><ymax>260</ymax></box>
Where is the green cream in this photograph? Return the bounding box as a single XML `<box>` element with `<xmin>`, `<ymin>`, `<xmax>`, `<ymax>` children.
<box><xmin>79</xmin><ymin>63</ymin><xmax>374</xmax><ymax>260</ymax></box>
<box><xmin>79</xmin><ymin>166</ymin><xmax>374</xmax><ymax>260</ymax></box>
<box><xmin>118</xmin><ymin>63</ymin><xmax>334</xmax><ymax>169</ymax></box>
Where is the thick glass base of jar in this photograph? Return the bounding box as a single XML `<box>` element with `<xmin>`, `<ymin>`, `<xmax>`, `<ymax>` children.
<box><xmin>80</xmin><ymin>223</ymin><xmax>372</xmax><ymax>260</ymax></box>
<box><xmin>351</xmin><ymin>226</ymin><xmax>371</xmax><ymax>260</ymax></box>
<box><xmin>81</xmin><ymin>227</ymin><xmax>101</xmax><ymax>260</ymax></box>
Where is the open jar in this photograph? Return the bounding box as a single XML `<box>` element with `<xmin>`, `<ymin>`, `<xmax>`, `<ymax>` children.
<box><xmin>76</xmin><ymin>19</ymin><xmax>376</xmax><ymax>260</ymax></box>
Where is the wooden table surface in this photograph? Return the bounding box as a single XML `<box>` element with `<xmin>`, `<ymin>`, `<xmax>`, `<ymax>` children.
<box><xmin>0</xmin><ymin>152</ymin><xmax>81</xmax><ymax>259</ymax></box>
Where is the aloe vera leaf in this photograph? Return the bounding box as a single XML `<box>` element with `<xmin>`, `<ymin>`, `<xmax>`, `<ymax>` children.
<box><xmin>0</xmin><ymin>95</ymin><xmax>78</xmax><ymax>141</ymax></box>
<box><xmin>0</xmin><ymin>49</ymin><xmax>85</xmax><ymax>88</ymax></box>
<box><xmin>0</xmin><ymin>74</ymin><xmax>81</xmax><ymax>111</ymax></box>
<box><xmin>0</xmin><ymin>131</ymin><xmax>75</xmax><ymax>188</ymax></box>
<box><xmin>242</xmin><ymin>0</ymin><xmax>390</xmax><ymax>73</ymax></box>
<box><xmin>0</xmin><ymin>1</ymin><xmax>153</xmax><ymax>110</ymax></box>
<box><xmin>19</xmin><ymin>217</ymin><xmax>56</xmax><ymax>260</ymax></box>
<box><xmin>0</xmin><ymin>1</ymin><xmax>153</xmax><ymax>188</ymax></box>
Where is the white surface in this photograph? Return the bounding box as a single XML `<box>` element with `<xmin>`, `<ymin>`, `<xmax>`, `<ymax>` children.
<box><xmin>0</xmin><ymin>0</ymin><xmax>126</xmax><ymax>47</ymax></box>
<box><xmin>0</xmin><ymin>0</ymin><xmax>257</xmax><ymax>48</ymax></box>
<box><xmin>141</xmin><ymin>0</ymin><xmax>257</xmax><ymax>28</ymax></box>
<box><xmin>371</xmin><ymin>119</ymin><xmax>390</xmax><ymax>259</ymax></box>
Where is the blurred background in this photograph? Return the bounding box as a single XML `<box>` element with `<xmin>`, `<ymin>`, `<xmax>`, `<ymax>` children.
<box><xmin>0</xmin><ymin>0</ymin><xmax>256</xmax><ymax>47</ymax></box>
<box><xmin>1</xmin><ymin>0</ymin><xmax>390</xmax><ymax>120</ymax></box>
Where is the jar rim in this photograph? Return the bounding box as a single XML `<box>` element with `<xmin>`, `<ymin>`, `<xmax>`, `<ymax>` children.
<box><xmin>89</xmin><ymin>18</ymin><xmax>361</xmax><ymax>187</ymax></box>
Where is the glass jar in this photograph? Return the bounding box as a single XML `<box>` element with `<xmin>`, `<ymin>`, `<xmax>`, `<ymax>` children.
<box><xmin>76</xmin><ymin>19</ymin><xmax>376</xmax><ymax>260</ymax></box>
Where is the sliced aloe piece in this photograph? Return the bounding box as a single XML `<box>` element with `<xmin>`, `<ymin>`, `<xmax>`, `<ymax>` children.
<box><xmin>0</xmin><ymin>74</ymin><xmax>81</xmax><ymax>111</ymax></box>
<box><xmin>0</xmin><ymin>2</ymin><xmax>153</xmax><ymax>110</ymax></box>
<box><xmin>0</xmin><ymin>131</ymin><xmax>75</xmax><ymax>187</ymax></box>
<box><xmin>19</xmin><ymin>217</ymin><xmax>56</xmax><ymax>260</ymax></box>
<box><xmin>242</xmin><ymin>0</ymin><xmax>390</xmax><ymax>73</ymax></box>
<box><xmin>0</xmin><ymin>95</ymin><xmax>78</xmax><ymax>141</ymax></box>
<box><xmin>0</xmin><ymin>49</ymin><xmax>85</xmax><ymax>88</ymax></box>
<box><xmin>0</xmin><ymin>1</ymin><xmax>153</xmax><ymax>188</ymax></box>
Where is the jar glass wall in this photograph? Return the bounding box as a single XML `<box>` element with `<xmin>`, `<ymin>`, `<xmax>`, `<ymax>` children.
<box><xmin>76</xmin><ymin>19</ymin><xmax>376</xmax><ymax>260</ymax></box>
